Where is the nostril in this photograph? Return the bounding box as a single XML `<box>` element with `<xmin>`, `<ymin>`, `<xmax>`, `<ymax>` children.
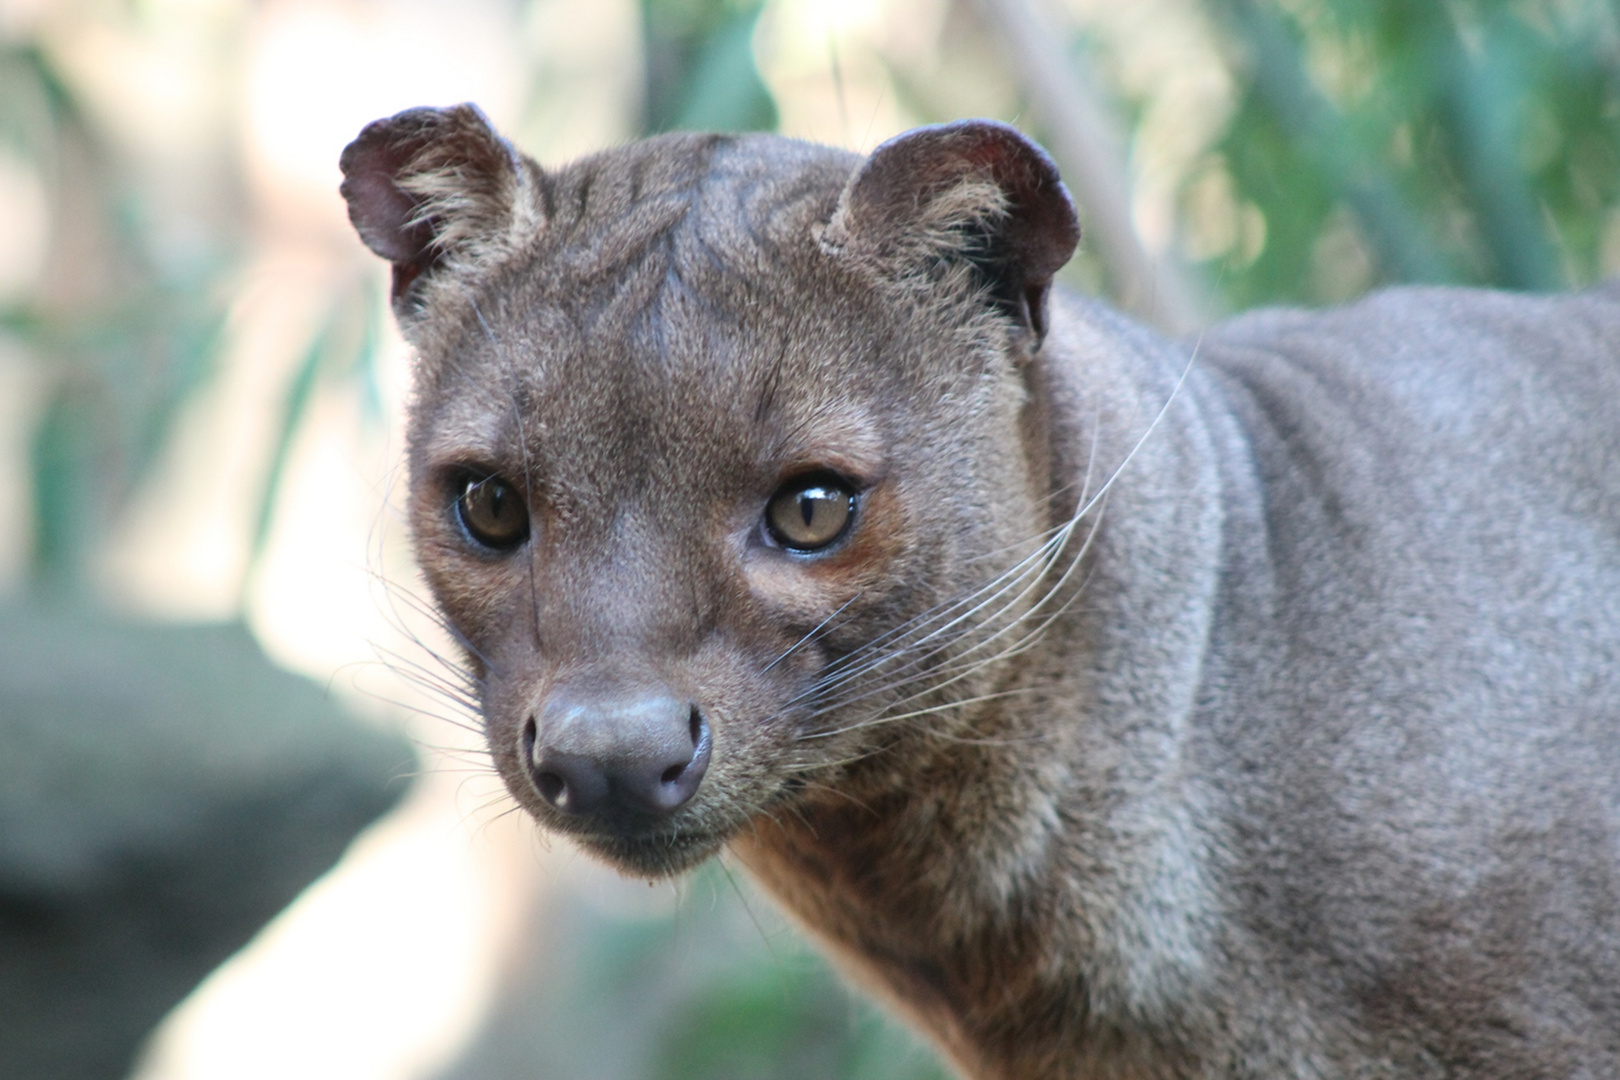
<box><xmin>642</xmin><ymin>705</ymin><xmax>709</xmax><ymax>814</ymax></box>
<box><xmin>535</xmin><ymin>770</ymin><xmax>565</xmax><ymax>805</ymax></box>
<box><xmin>528</xmin><ymin>694</ymin><xmax>710</xmax><ymax>820</ymax></box>
<box><xmin>655</xmin><ymin>705</ymin><xmax>711</xmax><ymax>809</ymax></box>
<box><xmin>522</xmin><ymin>716</ymin><xmax>573</xmax><ymax>810</ymax></box>
<box><xmin>657</xmin><ymin>706</ymin><xmax>706</xmax><ymax>786</ymax></box>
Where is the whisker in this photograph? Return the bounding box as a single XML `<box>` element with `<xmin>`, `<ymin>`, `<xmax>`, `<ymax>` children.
<box><xmin>785</xmin><ymin>338</ymin><xmax>1202</xmax><ymax>761</ymax></box>
<box><xmin>802</xmin><ymin>533</ymin><xmax>1061</xmax><ymax>700</ymax></box>
<box><xmin>801</xmin><ymin>527</ymin><xmax>1071</xmax><ymax>709</ymax></box>
<box><xmin>362</xmin><ymin>663</ymin><xmax>483</xmax><ymax>717</ymax></box>
<box><xmin>813</xmin><ymin>506</ymin><xmax>1106</xmax><ymax>724</ymax></box>
<box><xmin>800</xmin><ymin>687</ymin><xmax>1036</xmax><ymax>740</ymax></box>
<box><xmin>369</xmin><ymin>648</ymin><xmax>484</xmax><ymax>708</ymax></box>
<box><xmin>762</xmin><ymin>593</ymin><xmax>862</xmax><ymax>674</ymax></box>
<box><xmin>810</xmin><ymin>527</ymin><xmax>1062</xmax><ymax>680</ymax></box>
<box><xmin>366</xmin><ymin>564</ymin><xmax>496</xmax><ymax>674</ymax></box>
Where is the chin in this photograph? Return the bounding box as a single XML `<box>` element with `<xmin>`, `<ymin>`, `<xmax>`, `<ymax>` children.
<box><xmin>573</xmin><ymin>827</ymin><xmax>728</xmax><ymax>879</ymax></box>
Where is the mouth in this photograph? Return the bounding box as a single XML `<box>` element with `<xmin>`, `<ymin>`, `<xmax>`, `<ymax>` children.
<box><xmin>558</xmin><ymin>779</ymin><xmax>821</xmax><ymax>878</ymax></box>
<box><xmin>569</xmin><ymin>824</ymin><xmax>728</xmax><ymax>878</ymax></box>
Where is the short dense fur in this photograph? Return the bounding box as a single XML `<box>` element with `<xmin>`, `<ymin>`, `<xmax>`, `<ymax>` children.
<box><xmin>343</xmin><ymin>105</ymin><xmax>1620</xmax><ymax>1078</ymax></box>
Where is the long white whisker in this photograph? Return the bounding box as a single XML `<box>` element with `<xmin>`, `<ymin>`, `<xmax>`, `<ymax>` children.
<box><xmin>763</xmin><ymin>593</ymin><xmax>862</xmax><ymax>674</ymax></box>
<box><xmin>804</xmin><ymin>529</ymin><xmax>1065</xmax><ymax>698</ymax></box>
<box><xmin>800</xmin><ymin>687</ymin><xmax>1035</xmax><ymax>740</ymax></box>
<box><xmin>791</xmin><ymin>338</ymin><xmax>1201</xmax><ymax>756</ymax></box>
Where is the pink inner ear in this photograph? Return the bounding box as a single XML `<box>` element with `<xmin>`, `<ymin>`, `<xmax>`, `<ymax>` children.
<box><xmin>952</xmin><ymin>126</ymin><xmax>1080</xmax><ymax>287</ymax></box>
<box><xmin>339</xmin><ymin>104</ymin><xmax>519</xmax><ymax>298</ymax></box>
<box><xmin>835</xmin><ymin>120</ymin><xmax>1080</xmax><ymax>340</ymax></box>
<box><xmin>343</xmin><ymin>169</ymin><xmax>430</xmax><ymax>264</ymax></box>
<box><xmin>840</xmin><ymin>121</ymin><xmax>1080</xmax><ymax>284</ymax></box>
<box><xmin>339</xmin><ymin>116</ymin><xmax>446</xmax><ymax>268</ymax></box>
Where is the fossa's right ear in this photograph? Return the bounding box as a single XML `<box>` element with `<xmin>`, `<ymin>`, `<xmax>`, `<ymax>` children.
<box><xmin>821</xmin><ymin>120</ymin><xmax>1080</xmax><ymax>342</ymax></box>
<box><xmin>340</xmin><ymin>104</ymin><xmax>542</xmax><ymax>306</ymax></box>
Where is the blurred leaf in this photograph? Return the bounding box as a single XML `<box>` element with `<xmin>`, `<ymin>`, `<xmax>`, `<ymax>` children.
<box><xmin>14</xmin><ymin>281</ymin><xmax>232</xmax><ymax>588</ymax></box>
<box><xmin>1210</xmin><ymin>0</ymin><xmax>1453</xmax><ymax>300</ymax></box>
<box><xmin>1209</xmin><ymin>0</ymin><xmax>1620</xmax><ymax>303</ymax></box>
<box><xmin>0</xmin><ymin>42</ymin><xmax>79</xmax><ymax>175</ymax></box>
<box><xmin>654</xmin><ymin>952</ymin><xmax>950</xmax><ymax>1080</ymax></box>
<box><xmin>27</xmin><ymin>382</ymin><xmax>103</xmax><ymax>591</ymax></box>
<box><xmin>1434</xmin><ymin>7</ymin><xmax>1567</xmax><ymax>289</ymax></box>
<box><xmin>641</xmin><ymin>0</ymin><xmax>778</xmax><ymax>134</ymax></box>
<box><xmin>432</xmin><ymin>861</ymin><xmax>949</xmax><ymax>1080</ymax></box>
<box><xmin>245</xmin><ymin>281</ymin><xmax>381</xmax><ymax>586</ymax></box>
<box><xmin>246</xmin><ymin>320</ymin><xmax>327</xmax><ymax>581</ymax></box>
<box><xmin>1</xmin><ymin>36</ymin><xmax>240</xmax><ymax>594</ymax></box>
<box><xmin>352</xmin><ymin>281</ymin><xmax>387</xmax><ymax>427</ymax></box>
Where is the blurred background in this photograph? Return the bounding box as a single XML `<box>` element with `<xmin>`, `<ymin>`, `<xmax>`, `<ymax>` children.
<box><xmin>2</xmin><ymin>0</ymin><xmax>1618</xmax><ymax>1077</ymax></box>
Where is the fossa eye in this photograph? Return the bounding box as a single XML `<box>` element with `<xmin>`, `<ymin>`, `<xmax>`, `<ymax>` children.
<box><xmin>455</xmin><ymin>473</ymin><xmax>529</xmax><ymax>551</ymax></box>
<box><xmin>765</xmin><ymin>474</ymin><xmax>856</xmax><ymax>552</ymax></box>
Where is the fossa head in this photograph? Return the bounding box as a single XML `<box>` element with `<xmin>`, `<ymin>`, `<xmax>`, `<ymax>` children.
<box><xmin>341</xmin><ymin>105</ymin><xmax>1080</xmax><ymax>876</ymax></box>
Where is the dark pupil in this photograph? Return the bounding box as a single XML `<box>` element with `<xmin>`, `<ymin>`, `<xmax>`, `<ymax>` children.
<box><xmin>461</xmin><ymin>476</ymin><xmax>526</xmax><ymax>548</ymax></box>
<box><xmin>769</xmin><ymin>481</ymin><xmax>851</xmax><ymax>550</ymax></box>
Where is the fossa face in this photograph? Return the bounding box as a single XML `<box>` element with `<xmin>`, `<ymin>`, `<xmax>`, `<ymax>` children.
<box><xmin>343</xmin><ymin>107</ymin><xmax>1077</xmax><ymax>877</ymax></box>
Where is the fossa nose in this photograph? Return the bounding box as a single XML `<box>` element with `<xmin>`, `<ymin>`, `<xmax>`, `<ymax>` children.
<box><xmin>522</xmin><ymin>686</ymin><xmax>711</xmax><ymax>824</ymax></box>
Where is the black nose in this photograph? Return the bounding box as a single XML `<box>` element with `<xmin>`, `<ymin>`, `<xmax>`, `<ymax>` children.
<box><xmin>523</xmin><ymin>692</ymin><xmax>710</xmax><ymax>822</ymax></box>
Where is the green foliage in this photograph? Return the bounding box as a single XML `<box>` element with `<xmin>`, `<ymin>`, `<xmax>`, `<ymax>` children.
<box><xmin>244</xmin><ymin>279</ymin><xmax>384</xmax><ymax>593</ymax></box>
<box><xmin>1202</xmin><ymin>0</ymin><xmax>1620</xmax><ymax>307</ymax></box>
<box><xmin>652</xmin><ymin>949</ymin><xmax>949</xmax><ymax>1080</ymax></box>
<box><xmin>0</xmin><ymin>36</ymin><xmax>388</xmax><ymax>599</ymax></box>
<box><xmin>10</xmin><ymin>2</ymin><xmax>1619</xmax><ymax>1075</ymax></box>
<box><xmin>0</xmin><ymin>43</ymin><xmax>235</xmax><ymax>591</ymax></box>
<box><xmin>436</xmin><ymin>862</ymin><xmax>950</xmax><ymax>1080</ymax></box>
<box><xmin>640</xmin><ymin>0</ymin><xmax>778</xmax><ymax>133</ymax></box>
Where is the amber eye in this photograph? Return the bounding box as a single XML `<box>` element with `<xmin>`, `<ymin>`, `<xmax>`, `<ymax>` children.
<box><xmin>765</xmin><ymin>475</ymin><xmax>856</xmax><ymax>552</ymax></box>
<box><xmin>455</xmin><ymin>474</ymin><xmax>529</xmax><ymax>551</ymax></box>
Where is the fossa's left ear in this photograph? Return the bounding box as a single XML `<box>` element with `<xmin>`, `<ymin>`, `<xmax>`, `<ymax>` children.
<box><xmin>820</xmin><ymin>120</ymin><xmax>1080</xmax><ymax>341</ymax></box>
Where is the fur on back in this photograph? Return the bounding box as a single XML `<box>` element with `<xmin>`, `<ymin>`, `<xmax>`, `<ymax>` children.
<box><xmin>341</xmin><ymin>107</ymin><xmax>1620</xmax><ymax>1079</ymax></box>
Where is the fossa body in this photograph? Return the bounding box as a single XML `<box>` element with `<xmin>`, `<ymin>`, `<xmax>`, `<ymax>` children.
<box><xmin>342</xmin><ymin>105</ymin><xmax>1620</xmax><ymax>1078</ymax></box>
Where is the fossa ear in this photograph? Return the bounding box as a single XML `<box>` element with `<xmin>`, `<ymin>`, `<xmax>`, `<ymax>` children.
<box><xmin>821</xmin><ymin>120</ymin><xmax>1080</xmax><ymax>341</ymax></box>
<box><xmin>340</xmin><ymin>104</ymin><xmax>542</xmax><ymax>308</ymax></box>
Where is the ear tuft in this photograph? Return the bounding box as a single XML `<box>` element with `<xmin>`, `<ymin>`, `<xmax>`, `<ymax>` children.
<box><xmin>823</xmin><ymin>120</ymin><xmax>1080</xmax><ymax>340</ymax></box>
<box><xmin>340</xmin><ymin>104</ymin><xmax>536</xmax><ymax>302</ymax></box>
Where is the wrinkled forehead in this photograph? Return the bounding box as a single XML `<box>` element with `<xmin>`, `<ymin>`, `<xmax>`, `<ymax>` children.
<box><xmin>405</xmin><ymin>133</ymin><xmax>933</xmax><ymax>500</ymax></box>
<box><xmin>413</xmin><ymin>221</ymin><xmax>887</xmax><ymax>504</ymax></box>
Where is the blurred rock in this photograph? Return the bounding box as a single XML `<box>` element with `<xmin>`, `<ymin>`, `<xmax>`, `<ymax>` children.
<box><xmin>0</xmin><ymin>604</ymin><xmax>414</xmax><ymax>1080</ymax></box>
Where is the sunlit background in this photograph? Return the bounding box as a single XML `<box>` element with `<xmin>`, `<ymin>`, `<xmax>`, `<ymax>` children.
<box><xmin>3</xmin><ymin>0</ymin><xmax>1619</xmax><ymax>1077</ymax></box>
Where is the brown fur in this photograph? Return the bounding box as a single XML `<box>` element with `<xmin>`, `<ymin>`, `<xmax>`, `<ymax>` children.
<box><xmin>343</xmin><ymin>106</ymin><xmax>1620</xmax><ymax>1078</ymax></box>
